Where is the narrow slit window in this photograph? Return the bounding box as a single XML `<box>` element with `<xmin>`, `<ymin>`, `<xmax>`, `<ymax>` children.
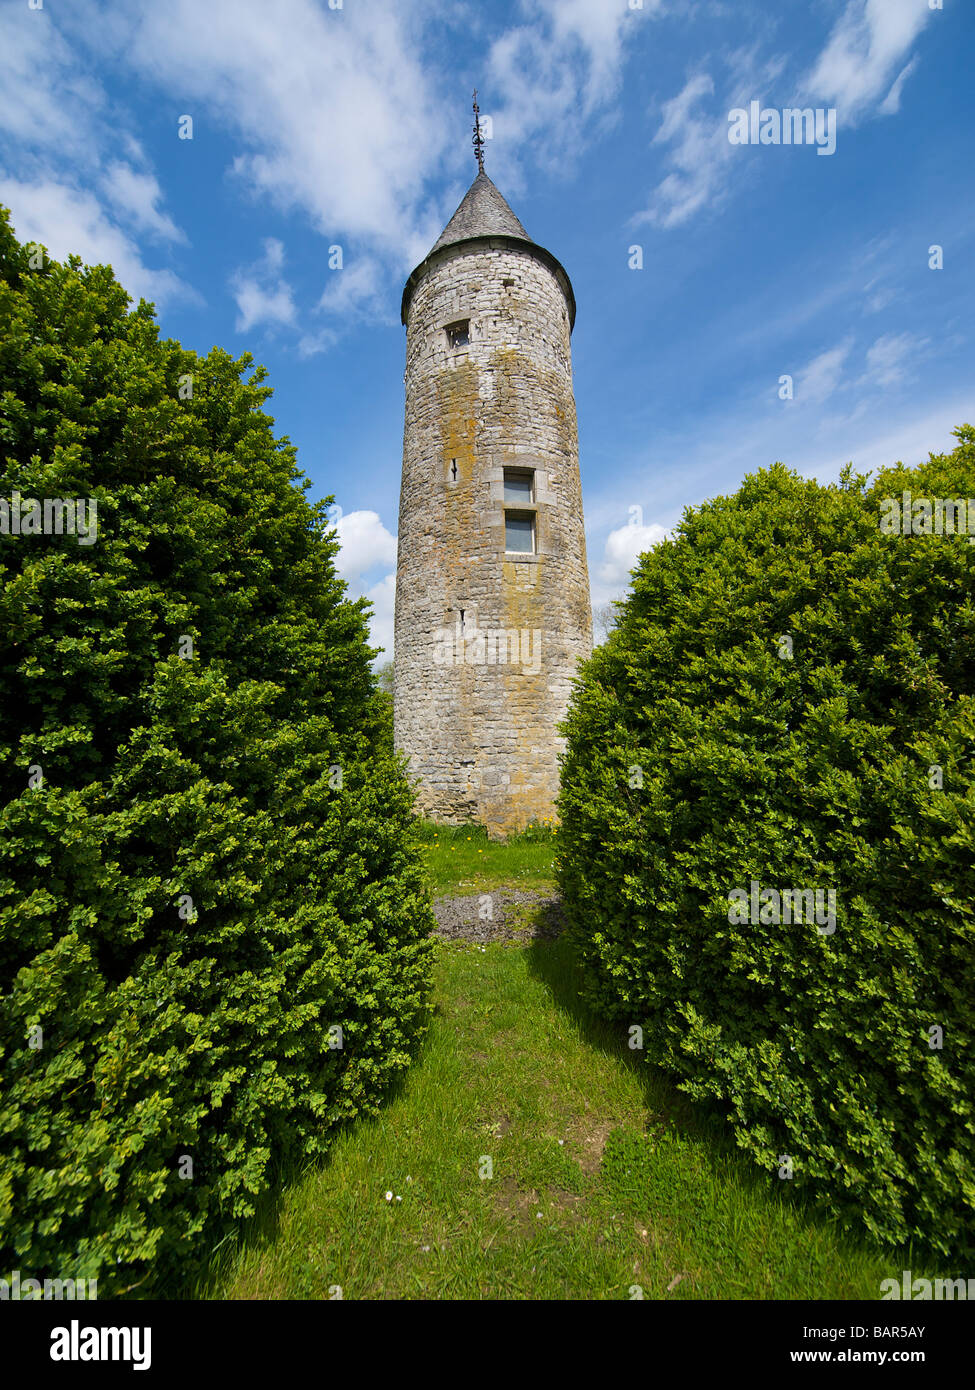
<box><xmin>505</xmin><ymin>511</ymin><xmax>535</xmax><ymax>554</ymax></box>
<box><xmin>445</xmin><ymin>319</ymin><xmax>470</xmax><ymax>348</ymax></box>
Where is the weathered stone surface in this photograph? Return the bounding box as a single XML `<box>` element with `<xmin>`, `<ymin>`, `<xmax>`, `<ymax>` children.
<box><xmin>394</xmin><ymin>178</ymin><xmax>592</xmax><ymax>838</ymax></box>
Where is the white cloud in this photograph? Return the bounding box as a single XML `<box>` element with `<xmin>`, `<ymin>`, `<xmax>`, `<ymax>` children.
<box><xmin>803</xmin><ymin>0</ymin><xmax>931</xmax><ymax>121</ymax></box>
<box><xmin>859</xmin><ymin>331</ymin><xmax>925</xmax><ymax>390</ymax></box>
<box><xmin>795</xmin><ymin>339</ymin><xmax>854</xmax><ymax>406</ymax></box>
<box><xmin>2</xmin><ymin>0</ymin><xmax>655</xmax><ymax>346</ymax></box>
<box><xmin>598</xmin><ymin>518</ymin><xmax>667</xmax><ymax>587</ymax></box>
<box><xmin>636</xmin><ymin>2</ymin><xmax>930</xmax><ymax>230</ymax></box>
<box><xmin>317</xmin><ymin>257</ymin><xmax>385</xmax><ymax>321</ymax></box>
<box><xmin>333</xmin><ymin>510</ymin><xmax>398</xmax><ymax>584</ymax></box>
<box><xmin>107</xmin><ymin>0</ymin><xmax>451</xmax><ymax>265</ymax></box>
<box><xmin>100</xmin><ymin>162</ymin><xmax>186</xmax><ymax>242</ymax></box>
<box><xmin>330</xmin><ymin>509</ymin><xmax>398</xmax><ymax>658</ymax></box>
<box><xmin>363</xmin><ymin>570</ymin><xmax>396</xmax><ymax>659</ymax></box>
<box><xmin>231</xmin><ymin>238</ymin><xmax>296</xmax><ymax>333</ymax></box>
<box><xmin>537</xmin><ymin>0</ymin><xmax>654</xmax><ymax>108</ymax></box>
<box><xmin>634</xmin><ymin>46</ymin><xmax>786</xmax><ymax>230</ymax></box>
<box><xmin>0</xmin><ymin>3</ymin><xmax>188</xmax><ymax>303</ymax></box>
<box><xmin>0</xmin><ymin>6</ymin><xmax>105</xmax><ymax>159</ymax></box>
<box><xmin>485</xmin><ymin>0</ymin><xmax>657</xmax><ymax>179</ymax></box>
<box><xmin>863</xmin><ymin>283</ymin><xmax>896</xmax><ymax>314</ymax></box>
<box><xmin>878</xmin><ymin>56</ymin><xmax>919</xmax><ymax>116</ymax></box>
<box><xmin>0</xmin><ymin>178</ymin><xmax>194</xmax><ymax>307</ymax></box>
<box><xmin>636</xmin><ymin>73</ymin><xmax>730</xmax><ymax>228</ymax></box>
<box><xmin>585</xmin><ymin>509</ymin><xmax>670</xmax><ymax>633</ymax></box>
<box><xmin>294</xmin><ymin>259</ymin><xmax>390</xmax><ymax>355</ymax></box>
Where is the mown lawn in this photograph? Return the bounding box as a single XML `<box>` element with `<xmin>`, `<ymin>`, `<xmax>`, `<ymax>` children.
<box><xmin>195</xmin><ymin>825</ymin><xmax>943</xmax><ymax>1300</ymax></box>
<box><xmin>414</xmin><ymin>818</ymin><xmax>557</xmax><ymax>895</ymax></box>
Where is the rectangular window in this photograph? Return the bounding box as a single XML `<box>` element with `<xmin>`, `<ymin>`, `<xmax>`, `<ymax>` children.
<box><xmin>445</xmin><ymin>319</ymin><xmax>470</xmax><ymax>348</ymax></box>
<box><xmin>503</xmin><ymin>469</ymin><xmax>534</xmax><ymax>503</ymax></box>
<box><xmin>505</xmin><ymin>511</ymin><xmax>535</xmax><ymax>553</ymax></box>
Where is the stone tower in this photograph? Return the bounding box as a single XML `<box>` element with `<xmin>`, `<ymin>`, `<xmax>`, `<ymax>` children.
<box><xmin>394</xmin><ymin>146</ymin><xmax>591</xmax><ymax>838</ymax></box>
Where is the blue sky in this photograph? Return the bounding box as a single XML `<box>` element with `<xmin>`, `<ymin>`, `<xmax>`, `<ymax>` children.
<box><xmin>1</xmin><ymin>0</ymin><xmax>971</xmax><ymax>656</ymax></box>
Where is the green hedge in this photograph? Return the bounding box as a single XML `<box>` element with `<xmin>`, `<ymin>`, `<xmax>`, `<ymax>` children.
<box><xmin>558</xmin><ymin>432</ymin><xmax>975</xmax><ymax>1257</ymax></box>
<box><xmin>0</xmin><ymin>210</ymin><xmax>435</xmax><ymax>1293</ymax></box>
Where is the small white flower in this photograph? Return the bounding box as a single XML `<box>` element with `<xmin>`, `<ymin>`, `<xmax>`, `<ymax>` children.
<box><xmin>396</xmin><ymin>1195</ymin><xmax>402</xmax><ymax>1202</ymax></box>
<box><xmin>385</xmin><ymin>1191</ymin><xmax>393</xmax><ymax>1201</ymax></box>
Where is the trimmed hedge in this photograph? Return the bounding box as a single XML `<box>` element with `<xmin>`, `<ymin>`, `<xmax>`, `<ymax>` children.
<box><xmin>558</xmin><ymin>433</ymin><xmax>975</xmax><ymax>1257</ymax></box>
<box><xmin>0</xmin><ymin>210</ymin><xmax>435</xmax><ymax>1293</ymax></box>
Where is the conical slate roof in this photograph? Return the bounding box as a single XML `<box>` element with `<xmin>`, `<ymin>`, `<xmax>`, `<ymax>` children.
<box><xmin>401</xmin><ymin>167</ymin><xmax>575</xmax><ymax>328</ymax></box>
<box><xmin>429</xmin><ymin>170</ymin><xmax>531</xmax><ymax>255</ymax></box>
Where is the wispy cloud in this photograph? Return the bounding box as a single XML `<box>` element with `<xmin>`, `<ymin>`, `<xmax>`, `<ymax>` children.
<box><xmin>802</xmin><ymin>0</ymin><xmax>932</xmax><ymax>121</ymax></box>
<box><xmin>636</xmin><ymin>0</ymin><xmax>932</xmax><ymax>230</ymax></box>
<box><xmin>0</xmin><ymin>2</ymin><xmax>189</xmax><ymax>303</ymax></box>
<box><xmin>0</xmin><ymin>5</ymin><xmax>105</xmax><ymax>159</ymax></box>
<box><xmin>103</xmin><ymin>0</ymin><xmax>451</xmax><ymax>269</ymax></box>
<box><xmin>859</xmin><ymin>331</ymin><xmax>927</xmax><ymax>390</ymax></box>
<box><xmin>317</xmin><ymin>257</ymin><xmax>386</xmax><ymax>321</ymax></box>
<box><xmin>0</xmin><ymin>177</ymin><xmax>195</xmax><ymax>307</ymax></box>
<box><xmin>486</xmin><ymin>0</ymin><xmax>657</xmax><ymax>182</ymax></box>
<box><xmin>636</xmin><ymin>72</ymin><xmax>728</xmax><ymax>228</ymax></box>
<box><xmin>231</xmin><ymin>238</ymin><xmax>296</xmax><ymax>334</ymax></box>
<box><xmin>100</xmin><ymin>162</ymin><xmax>186</xmax><ymax>243</ymax></box>
<box><xmin>795</xmin><ymin>339</ymin><xmax>855</xmax><ymax>406</ymax></box>
<box><xmin>634</xmin><ymin>47</ymin><xmax>786</xmax><ymax>229</ymax></box>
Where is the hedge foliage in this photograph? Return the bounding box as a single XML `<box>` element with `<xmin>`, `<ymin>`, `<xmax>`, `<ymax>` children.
<box><xmin>0</xmin><ymin>209</ymin><xmax>435</xmax><ymax>1293</ymax></box>
<box><xmin>558</xmin><ymin>432</ymin><xmax>975</xmax><ymax>1257</ymax></box>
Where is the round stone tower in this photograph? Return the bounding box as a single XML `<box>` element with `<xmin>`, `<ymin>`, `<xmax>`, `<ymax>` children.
<box><xmin>394</xmin><ymin>159</ymin><xmax>591</xmax><ymax>838</ymax></box>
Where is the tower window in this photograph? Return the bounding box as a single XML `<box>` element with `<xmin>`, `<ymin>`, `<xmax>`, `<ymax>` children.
<box><xmin>503</xmin><ymin>469</ymin><xmax>534</xmax><ymax>503</ymax></box>
<box><xmin>505</xmin><ymin>511</ymin><xmax>535</xmax><ymax>554</ymax></box>
<box><xmin>447</xmin><ymin>458</ymin><xmax>458</xmax><ymax>484</ymax></box>
<box><xmin>445</xmin><ymin>319</ymin><xmax>470</xmax><ymax>348</ymax></box>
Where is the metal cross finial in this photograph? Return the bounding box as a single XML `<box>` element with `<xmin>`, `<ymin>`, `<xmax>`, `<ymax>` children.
<box><xmin>472</xmin><ymin>89</ymin><xmax>485</xmax><ymax>173</ymax></box>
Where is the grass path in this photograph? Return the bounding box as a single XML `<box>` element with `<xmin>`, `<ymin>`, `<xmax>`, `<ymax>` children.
<box><xmin>199</xmin><ymin>868</ymin><xmax>934</xmax><ymax>1300</ymax></box>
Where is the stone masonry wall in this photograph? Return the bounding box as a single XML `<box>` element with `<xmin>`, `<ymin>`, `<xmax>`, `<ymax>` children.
<box><xmin>394</xmin><ymin>239</ymin><xmax>592</xmax><ymax>838</ymax></box>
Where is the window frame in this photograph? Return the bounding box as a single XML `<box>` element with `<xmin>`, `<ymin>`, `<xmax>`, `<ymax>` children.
<box><xmin>504</xmin><ymin>509</ymin><xmax>536</xmax><ymax>555</ymax></box>
<box><xmin>445</xmin><ymin>319</ymin><xmax>470</xmax><ymax>349</ymax></box>
<box><xmin>502</xmin><ymin>468</ymin><xmax>535</xmax><ymax>504</ymax></box>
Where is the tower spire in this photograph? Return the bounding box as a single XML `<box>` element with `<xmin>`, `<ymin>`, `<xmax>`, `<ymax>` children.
<box><xmin>472</xmin><ymin>89</ymin><xmax>485</xmax><ymax>174</ymax></box>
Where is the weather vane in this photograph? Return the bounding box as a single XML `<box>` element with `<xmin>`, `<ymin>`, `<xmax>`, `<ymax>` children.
<box><xmin>472</xmin><ymin>89</ymin><xmax>485</xmax><ymax>174</ymax></box>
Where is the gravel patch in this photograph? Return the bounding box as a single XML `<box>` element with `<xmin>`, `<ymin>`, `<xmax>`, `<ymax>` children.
<box><xmin>431</xmin><ymin>890</ymin><xmax>565</xmax><ymax>944</ymax></box>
